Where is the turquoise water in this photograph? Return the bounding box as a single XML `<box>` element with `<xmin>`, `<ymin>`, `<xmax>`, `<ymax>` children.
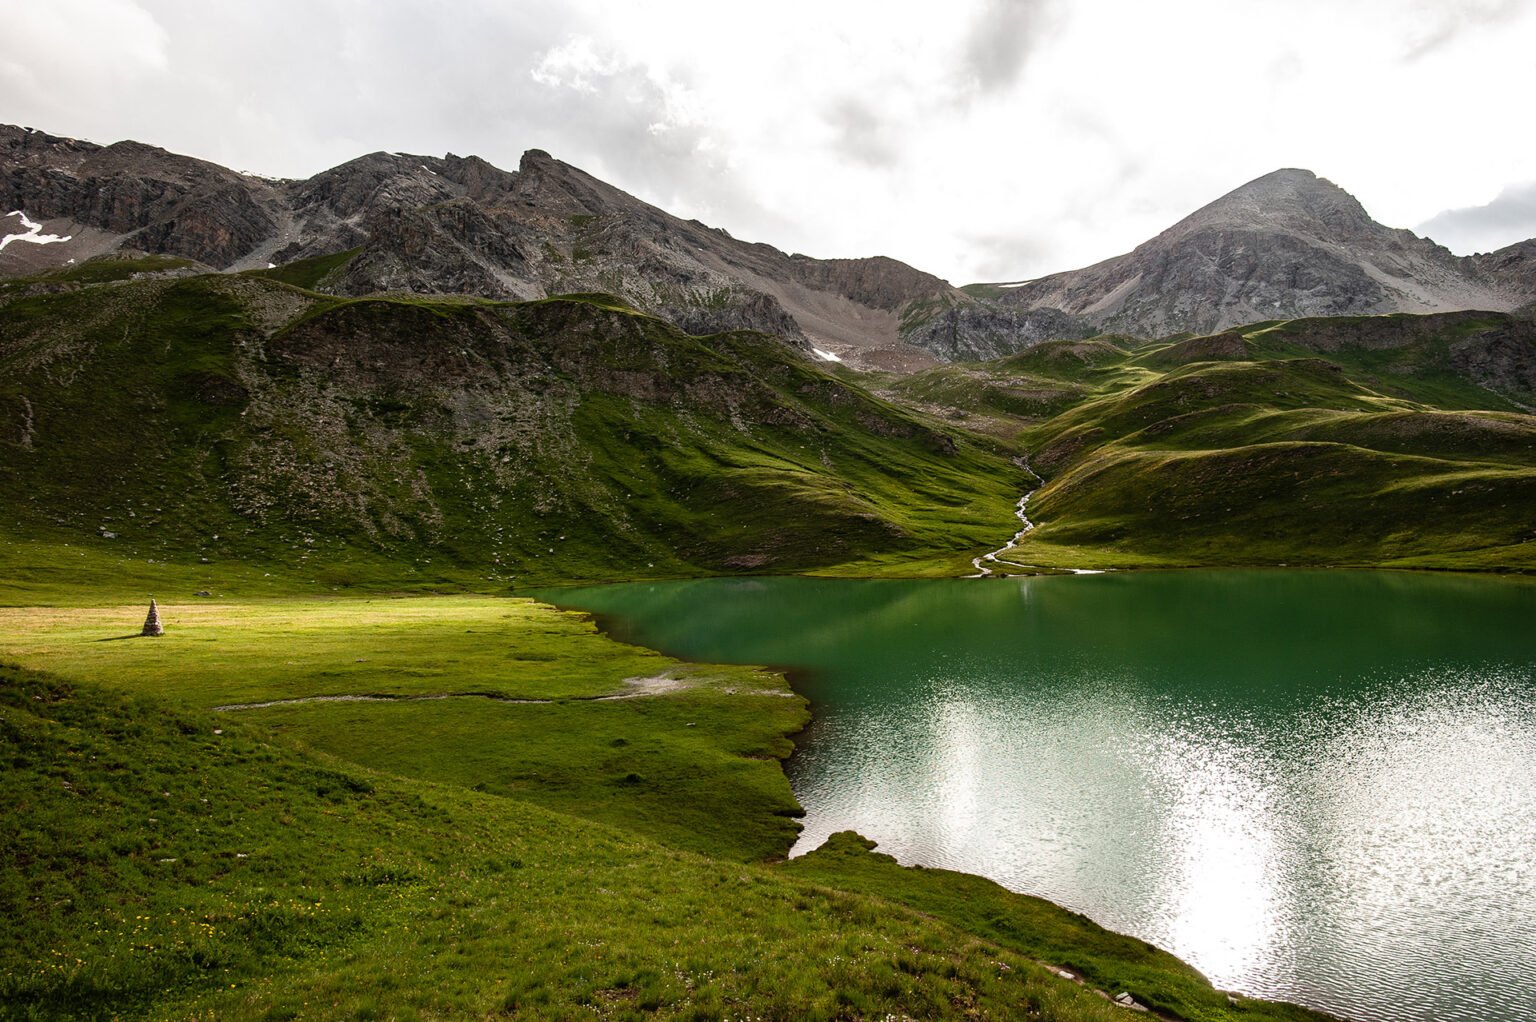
<box><xmin>541</xmin><ymin>571</ymin><xmax>1536</xmax><ymax>1022</ymax></box>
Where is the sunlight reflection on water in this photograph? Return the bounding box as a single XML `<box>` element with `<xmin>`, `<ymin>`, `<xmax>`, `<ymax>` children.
<box><xmin>787</xmin><ymin>668</ymin><xmax>1536</xmax><ymax>1022</ymax></box>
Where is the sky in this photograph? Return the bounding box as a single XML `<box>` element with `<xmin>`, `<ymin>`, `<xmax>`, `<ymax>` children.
<box><xmin>4</xmin><ymin>0</ymin><xmax>1535</xmax><ymax>283</ymax></box>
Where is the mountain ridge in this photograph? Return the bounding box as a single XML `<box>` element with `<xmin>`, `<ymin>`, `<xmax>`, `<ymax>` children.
<box><xmin>0</xmin><ymin>124</ymin><xmax>962</xmax><ymax>370</ymax></box>
<box><xmin>5</xmin><ymin>124</ymin><xmax>1534</xmax><ymax>363</ymax></box>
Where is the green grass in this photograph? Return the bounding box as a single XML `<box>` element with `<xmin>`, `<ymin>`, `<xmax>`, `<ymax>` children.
<box><xmin>0</xmin><ymin>596</ymin><xmax>807</xmax><ymax>863</ymax></box>
<box><xmin>887</xmin><ymin>315</ymin><xmax>1536</xmax><ymax>574</ymax></box>
<box><xmin>23</xmin><ymin>254</ymin><xmax>201</xmax><ymax>286</ymax></box>
<box><xmin>788</xmin><ymin>833</ymin><xmax>1331</xmax><ymax>1022</ymax></box>
<box><xmin>243</xmin><ymin>248</ymin><xmax>361</xmax><ymax>291</ymax></box>
<box><xmin>0</xmin><ymin>661</ymin><xmax>1134</xmax><ymax>1021</ymax></box>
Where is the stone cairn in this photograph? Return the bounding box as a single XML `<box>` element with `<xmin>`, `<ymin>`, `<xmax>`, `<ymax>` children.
<box><xmin>142</xmin><ymin>598</ymin><xmax>164</xmax><ymax>637</ymax></box>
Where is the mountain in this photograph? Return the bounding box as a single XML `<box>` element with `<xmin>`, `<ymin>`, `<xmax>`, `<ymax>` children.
<box><xmin>0</xmin><ymin>124</ymin><xmax>970</xmax><ymax>371</ymax></box>
<box><xmin>973</xmin><ymin>169</ymin><xmax>1535</xmax><ymax>345</ymax></box>
<box><xmin>0</xmin><ymin>267</ymin><xmax>1025</xmax><ymax>584</ymax></box>
<box><xmin>7</xmin><ymin>125</ymin><xmax>1534</xmax><ymax>365</ymax></box>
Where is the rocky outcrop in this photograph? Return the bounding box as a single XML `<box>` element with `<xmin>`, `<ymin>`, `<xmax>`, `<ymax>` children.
<box><xmin>1472</xmin><ymin>239</ymin><xmax>1536</xmax><ymax>298</ymax></box>
<box><xmin>1264</xmin><ymin>310</ymin><xmax>1536</xmax><ymax>408</ymax></box>
<box><xmin>904</xmin><ymin>304</ymin><xmax>1094</xmax><ymax>361</ymax></box>
<box><xmin>1</xmin><ymin>126</ymin><xmax>286</xmax><ymax>267</ymax></box>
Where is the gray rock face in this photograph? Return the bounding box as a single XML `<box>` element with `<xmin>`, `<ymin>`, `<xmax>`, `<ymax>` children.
<box><xmin>1</xmin><ymin>127</ymin><xmax>287</xmax><ymax>267</ymax></box>
<box><xmin>0</xmin><ymin>125</ymin><xmax>960</xmax><ymax>364</ymax></box>
<box><xmin>905</xmin><ymin>304</ymin><xmax>1094</xmax><ymax>362</ymax></box>
<box><xmin>1472</xmin><ymin>238</ymin><xmax>1536</xmax><ymax>298</ymax></box>
<box><xmin>982</xmin><ymin>169</ymin><xmax>1535</xmax><ymax>340</ymax></box>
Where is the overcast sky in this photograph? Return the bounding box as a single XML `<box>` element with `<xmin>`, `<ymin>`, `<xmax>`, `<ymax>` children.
<box><xmin>4</xmin><ymin>0</ymin><xmax>1535</xmax><ymax>282</ymax></box>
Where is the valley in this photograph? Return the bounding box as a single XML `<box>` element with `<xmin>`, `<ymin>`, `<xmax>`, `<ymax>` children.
<box><xmin>3</xmin><ymin>122</ymin><xmax>1535</xmax><ymax>1022</ymax></box>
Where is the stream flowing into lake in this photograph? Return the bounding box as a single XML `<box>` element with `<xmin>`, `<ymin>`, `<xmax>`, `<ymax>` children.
<box><xmin>539</xmin><ymin>570</ymin><xmax>1536</xmax><ymax>1022</ymax></box>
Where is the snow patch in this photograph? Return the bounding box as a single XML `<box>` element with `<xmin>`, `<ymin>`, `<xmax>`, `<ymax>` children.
<box><xmin>811</xmin><ymin>347</ymin><xmax>843</xmax><ymax>363</ymax></box>
<box><xmin>996</xmin><ymin>279</ymin><xmax>1034</xmax><ymax>288</ymax></box>
<box><xmin>1</xmin><ymin>210</ymin><xmax>73</xmax><ymax>253</ymax></box>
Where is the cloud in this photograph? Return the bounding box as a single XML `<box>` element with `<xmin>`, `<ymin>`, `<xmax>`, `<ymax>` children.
<box><xmin>957</xmin><ymin>0</ymin><xmax>1059</xmax><ymax>97</ymax></box>
<box><xmin>530</xmin><ymin>35</ymin><xmax>626</xmax><ymax>93</ymax></box>
<box><xmin>1417</xmin><ymin>180</ymin><xmax>1536</xmax><ymax>254</ymax></box>
<box><xmin>0</xmin><ymin>0</ymin><xmax>169</xmax><ymax>134</ymax></box>
<box><xmin>822</xmin><ymin>98</ymin><xmax>899</xmax><ymax>168</ymax></box>
<box><xmin>523</xmin><ymin>34</ymin><xmax>800</xmax><ymax>245</ymax></box>
<box><xmin>1402</xmin><ymin>0</ymin><xmax>1531</xmax><ymax>59</ymax></box>
<box><xmin>960</xmin><ymin>231</ymin><xmax>1058</xmax><ymax>282</ymax></box>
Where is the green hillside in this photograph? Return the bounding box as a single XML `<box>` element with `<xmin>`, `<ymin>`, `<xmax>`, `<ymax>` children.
<box><xmin>890</xmin><ymin>312</ymin><xmax>1536</xmax><ymax>572</ymax></box>
<box><xmin>0</xmin><ymin>270</ymin><xmax>1025</xmax><ymax>593</ymax></box>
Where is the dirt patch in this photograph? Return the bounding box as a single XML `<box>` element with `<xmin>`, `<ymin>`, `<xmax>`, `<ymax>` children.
<box><xmin>605</xmin><ymin>674</ymin><xmax>692</xmax><ymax>699</ymax></box>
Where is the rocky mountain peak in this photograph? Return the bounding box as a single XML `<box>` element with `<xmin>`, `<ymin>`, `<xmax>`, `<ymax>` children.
<box><xmin>509</xmin><ymin>148</ymin><xmax>633</xmax><ymax>218</ymax></box>
<box><xmin>1160</xmin><ymin>168</ymin><xmax>1381</xmax><ymax>247</ymax></box>
<box><xmin>984</xmin><ymin>166</ymin><xmax>1531</xmax><ymax>340</ymax></box>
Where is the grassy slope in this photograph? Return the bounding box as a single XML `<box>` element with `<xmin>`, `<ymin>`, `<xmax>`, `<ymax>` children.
<box><xmin>1</xmin><ymin>662</ymin><xmax>1125</xmax><ymax>1021</ymax></box>
<box><xmin>0</xmin><ymin>595</ymin><xmax>1338</xmax><ymax>1021</ymax></box>
<box><xmin>789</xmin><ymin>834</ymin><xmax>1326</xmax><ymax>1022</ymax></box>
<box><xmin>891</xmin><ymin>315</ymin><xmax>1536</xmax><ymax>572</ymax></box>
<box><xmin>0</xmin><ymin>596</ymin><xmax>806</xmax><ymax>863</ymax></box>
<box><xmin>0</xmin><ymin>273</ymin><xmax>1025</xmax><ymax>592</ymax></box>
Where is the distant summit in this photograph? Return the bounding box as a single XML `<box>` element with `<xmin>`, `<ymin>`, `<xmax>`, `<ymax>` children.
<box><xmin>980</xmin><ymin>167</ymin><xmax>1534</xmax><ymax>340</ymax></box>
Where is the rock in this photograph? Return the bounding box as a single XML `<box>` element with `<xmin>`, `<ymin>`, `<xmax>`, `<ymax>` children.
<box><xmin>194</xmin><ymin>590</ymin><xmax>212</xmax><ymax>597</ymax></box>
<box><xmin>904</xmin><ymin>303</ymin><xmax>1094</xmax><ymax>361</ymax></box>
<box><xmin>141</xmin><ymin>598</ymin><xmax>164</xmax><ymax>637</ymax></box>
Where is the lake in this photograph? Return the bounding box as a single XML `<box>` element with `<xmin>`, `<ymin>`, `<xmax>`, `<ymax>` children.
<box><xmin>539</xmin><ymin>570</ymin><xmax>1536</xmax><ymax>1022</ymax></box>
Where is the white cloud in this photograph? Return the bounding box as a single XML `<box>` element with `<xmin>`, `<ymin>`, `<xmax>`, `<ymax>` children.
<box><xmin>0</xmin><ymin>0</ymin><xmax>169</xmax><ymax>139</ymax></box>
<box><xmin>530</xmin><ymin>36</ymin><xmax>626</xmax><ymax>93</ymax></box>
<box><xmin>1418</xmin><ymin>180</ymin><xmax>1536</xmax><ymax>255</ymax></box>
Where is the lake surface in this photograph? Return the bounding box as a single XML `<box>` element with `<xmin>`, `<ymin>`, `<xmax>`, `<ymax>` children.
<box><xmin>540</xmin><ymin>571</ymin><xmax>1536</xmax><ymax>1022</ymax></box>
